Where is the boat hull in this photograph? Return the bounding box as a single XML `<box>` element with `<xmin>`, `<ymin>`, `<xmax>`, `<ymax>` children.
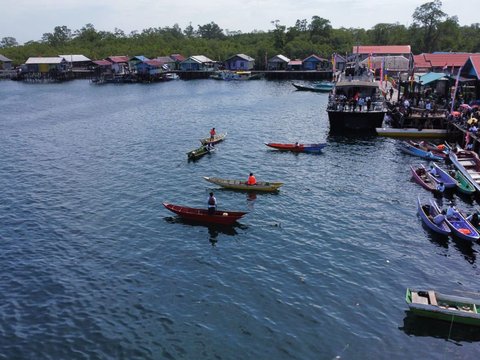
<box><xmin>417</xmin><ymin>197</ymin><xmax>451</xmax><ymax>235</ymax></box>
<box><xmin>376</xmin><ymin>128</ymin><xmax>448</xmax><ymax>138</ymax></box>
<box><xmin>203</xmin><ymin>176</ymin><xmax>283</xmax><ymax>192</ymax></box>
<box><xmin>327</xmin><ymin>110</ymin><xmax>385</xmax><ymax>132</ymax></box>
<box><xmin>410</xmin><ymin>165</ymin><xmax>437</xmax><ymax>192</ymax></box>
<box><xmin>431</xmin><ymin>199</ymin><xmax>480</xmax><ymax>241</ymax></box>
<box><xmin>265</xmin><ymin>143</ymin><xmax>326</xmax><ymax>153</ymax></box>
<box><xmin>406</xmin><ymin>288</ymin><xmax>480</xmax><ymax>327</ymax></box>
<box><xmin>455</xmin><ymin>170</ymin><xmax>476</xmax><ymax>195</ymax></box>
<box><xmin>449</xmin><ymin>150</ymin><xmax>480</xmax><ymax>193</ymax></box>
<box><xmin>163</xmin><ymin>202</ymin><xmax>247</xmax><ymax>225</ymax></box>
<box><xmin>200</xmin><ymin>133</ymin><xmax>227</xmax><ymax>145</ymax></box>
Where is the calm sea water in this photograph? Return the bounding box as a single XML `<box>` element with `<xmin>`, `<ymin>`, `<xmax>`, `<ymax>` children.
<box><xmin>1</xmin><ymin>79</ymin><xmax>479</xmax><ymax>359</ymax></box>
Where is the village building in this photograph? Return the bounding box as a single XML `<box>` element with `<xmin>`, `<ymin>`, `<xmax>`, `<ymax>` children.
<box><xmin>302</xmin><ymin>54</ymin><xmax>330</xmax><ymax>70</ymax></box>
<box><xmin>170</xmin><ymin>54</ymin><xmax>185</xmax><ymax>70</ymax></box>
<box><xmin>180</xmin><ymin>55</ymin><xmax>216</xmax><ymax>71</ymax></box>
<box><xmin>287</xmin><ymin>59</ymin><xmax>303</xmax><ymax>71</ymax></box>
<box><xmin>267</xmin><ymin>55</ymin><xmax>290</xmax><ymax>70</ymax></box>
<box><xmin>105</xmin><ymin>56</ymin><xmax>130</xmax><ymax>75</ymax></box>
<box><xmin>224</xmin><ymin>54</ymin><xmax>255</xmax><ymax>71</ymax></box>
<box><xmin>59</xmin><ymin>54</ymin><xmax>92</xmax><ymax>70</ymax></box>
<box><xmin>0</xmin><ymin>54</ymin><xmax>13</xmax><ymax>70</ymax></box>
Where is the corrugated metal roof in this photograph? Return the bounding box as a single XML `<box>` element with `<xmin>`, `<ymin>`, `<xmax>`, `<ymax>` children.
<box><xmin>303</xmin><ymin>54</ymin><xmax>327</xmax><ymax>62</ymax></box>
<box><xmin>0</xmin><ymin>54</ymin><xmax>12</xmax><ymax>62</ymax></box>
<box><xmin>25</xmin><ymin>57</ymin><xmax>65</xmax><ymax>64</ymax></box>
<box><xmin>422</xmin><ymin>53</ymin><xmax>471</xmax><ymax>67</ymax></box>
<box><xmin>93</xmin><ymin>60</ymin><xmax>112</xmax><ymax>66</ymax></box>
<box><xmin>154</xmin><ymin>56</ymin><xmax>174</xmax><ymax>63</ymax></box>
<box><xmin>170</xmin><ymin>54</ymin><xmax>185</xmax><ymax>62</ymax></box>
<box><xmin>189</xmin><ymin>55</ymin><xmax>214</xmax><ymax>63</ymax></box>
<box><xmin>414</xmin><ymin>54</ymin><xmax>431</xmax><ymax>68</ymax></box>
<box><xmin>470</xmin><ymin>55</ymin><xmax>480</xmax><ymax>78</ymax></box>
<box><xmin>288</xmin><ymin>60</ymin><xmax>302</xmax><ymax>66</ymax></box>
<box><xmin>269</xmin><ymin>54</ymin><xmax>290</xmax><ymax>63</ymax></box>
<box><xmin>361</xmin><ymin>56</ymin><xmax>409</xmax><ymax>70</ymax></box>
<box><xmin>419</xmin><ymin>72</ymin><xmax>447</xmax><ymax>85</ymax></box>
<box><xmin>107</xmin><ymin>56</ymin><xmax>130</xmax><ymax>63</ymax></box>
<box><xmin>352</xmin><ymin>45</ymin><xmax>411</xmax><ymax>54</ymax></box>
<box><xmin>59</xmin><ymin>54</ymin><xmax>91</xmax><ymax>62</ymax></box>
<box><xmin>226</xmin><ymin>53</ymin><xmax>254</xmax><ymax>62</ymax></box>
<box><xmin>144</xmin><ymin>60</ymin><xmax>162</xmax><ymax>66</ymax></box>
<box><xmin>130</xmin><ymin>55</ymin><xmax>149</xmax><ymax>62</ymax></box>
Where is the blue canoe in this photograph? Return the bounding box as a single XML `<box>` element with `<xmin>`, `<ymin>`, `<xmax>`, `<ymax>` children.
<box><xmin>427</xmin><ymin>163</ymin><xmax>457</xmax><ymax>189</ymax></box>
<box><xmin>399</xmin><ymin>141</ymin><xmax>444</xmax><ymax>161</ymax></box>
<box><xmin>431</xmin><ymin>199</ymin><xmax>480</xmax><ymax>241</ymax></box>
<box><xmin>417</xmin><ymin>196</ymin><xmax>451</xmax><ymax>236</ymax></box>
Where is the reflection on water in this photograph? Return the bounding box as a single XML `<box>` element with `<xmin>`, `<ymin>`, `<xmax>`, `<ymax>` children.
<box><xmin>451</xmin><ymin>238</ymin><xmax>477</xmax><ymax>264</ymax></box>
<box><xmin>400</xmin><ymin>311</ymin><xmax>480</xmax><ymax>343</ymax></box>
<box><xmin>246</xmin><ymin>192</ymin><xmax>257</xmax><ymax>210</ymax></box>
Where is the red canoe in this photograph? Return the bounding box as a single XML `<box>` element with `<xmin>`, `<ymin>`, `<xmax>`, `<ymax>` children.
<box><xmin>265</xmin><ymin>142</ymin><xmax>326</xmax><ymax>153</ymax></box>
<box><xmin>163</xmin><ymin>202</ymin><xmax>247</xmax><ymax>225</ymax></box>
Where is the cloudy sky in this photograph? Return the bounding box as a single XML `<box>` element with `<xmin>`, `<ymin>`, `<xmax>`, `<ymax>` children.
<box><xmin>0</xmin><ymin>0</ymin><xmax>477</xmax><ymax>44</ymax></box>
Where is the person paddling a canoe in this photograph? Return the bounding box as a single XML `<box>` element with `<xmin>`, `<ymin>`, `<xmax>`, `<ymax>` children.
<box><xmin>210</xmin><ymin>127</ymin><xmax>216</xmax><ymax>141</ymax></box>
<box><xmin>247</xmin><ymin>173</ymin><xmax>257</xmax><ymax>185</ymax></box>
<box><xmin>207</xmin><ymin>192</ymin><xmax>217</xmax><ymax>215</ymax></box>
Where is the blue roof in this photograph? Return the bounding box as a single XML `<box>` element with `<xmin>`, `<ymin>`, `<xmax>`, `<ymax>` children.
<box><xmin>420</xmin><ymin>72</ymin><xmax>446</xmax><ymax>85</ymax></box>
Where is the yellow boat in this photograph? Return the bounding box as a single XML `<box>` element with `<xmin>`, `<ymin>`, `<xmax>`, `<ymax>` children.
<box><xmin>203</xmin><ymin>176</ymin><xmax>283</xmax><ymax>192</ymax></box>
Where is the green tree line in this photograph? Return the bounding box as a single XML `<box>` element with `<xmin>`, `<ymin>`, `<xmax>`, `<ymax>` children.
<box><xmin>1</xmin><ymin>0</ymin><xmax>480</xmax><ymax>67</ymax></box>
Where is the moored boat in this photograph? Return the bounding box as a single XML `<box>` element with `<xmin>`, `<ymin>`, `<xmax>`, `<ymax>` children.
<box><xmin>454</xmin><ymin>170</ymin><xmax>476</xmax><ymax>195</ymax></box>
<box><xmin>292</xmin><ymin>81</ymin><xmax>334</xmax><ymax>92</ymax></box>
<box><xmin>399</xmin><ymin>141</ymin><xmax>444</xmax><ymax>161</ymax></box>
<box><xmin>163</xmin><ymin>202</ymin><xmax>247</xmax><ymax>225</ymax></box>
<box><xmin>416</xmin><ymin>196</ymin><xmax>451</xmax><ymax>235</ymax></box>
<box><xmin>406</xmin><ymin>288</ymin><xmax>480</xmax><ymax>327</ymax></box>
<box><xmin>431</xmin><ymin>199</ymin><xmax>480</xmax><ymax>241</ymax></box>
<box><xmin>410</xmin><ymin>165</ymin><xmax>437</xmax><ymax>192</ymax></box>
<box><xmin>326</xmin><ymin>68</ymin><xmax>387</xmax><ymax>133</ymax></box>
<box><xmin>375</xmin><ymin>127</ymin><xmax>448</xmax><ymax>138</ymax></box>
<box><xmin>449</xmin><ymin>149</ymin><xmax>480</xmax><ymax>193</ymax></box>
<box><xmin>265</xmin><ymin>142</ymin><xmax>326</xmax><ymax>153</ymax></box>
<box><xmin>200</xmin><ymin>132</ymin><xmax>227</xmax><ymax>145</ymax></box>
<box><xmin>203</xmin><ymin>176</ymin><xmax>283</xmax><ymax>192</ymax></box>
<box><xmin>426</xmin><ymin>162</ymin><xmax>456</xmax><ymax>189</ymax></box>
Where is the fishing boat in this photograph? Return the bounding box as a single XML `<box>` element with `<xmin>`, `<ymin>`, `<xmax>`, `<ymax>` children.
<box><xmin>406</xmin><ymin>288</ymin><xmax>480</xmax><ymax>327</ymax></box>
<box><xmin>431</xmin><ymin>199</ymin><xmax>480</xmax><ymax>241</ymax></box>
<box><xmin>163</xmin><ymin>202</ymin><xmax>247</xmax><ymax>225</ymax></box>
<box><xmin>292</xmin><ymin>81</ymin><xmax>334</xmax><ymax>92</ymax></box>
<box><xmin>426</xmin><ymin>162</ymin><xmax>456</xmax><ymax>189</ymax></box>
<box><xmin>200</xmin><ymin>132</ymin><xmax>227</xmax><ymax>146</ymax></box>
<box><xmin>265</xmin><ymin>142</ymin><xmax>326</xmax><ymax>153</ymax></box>
<box><xmin>375</xmin><ymin>127</ymin><xmax>448</xmax><ymax>138</ymax></box>
<box><xmin>210</xmin><ymin>70</ymin><xmax>262</xmax><ymax>81</ymax></box>
<box><xmin>449</xmin><ymin>149</ymin><xmax>480</xmax><ymax>193</ymax></box>
<box><xmin>399</xmin><ymin>141</ymin><xmax>444</xmax><ymax>161</ymax></box>
<box><xmin>410</xmin><ymin>165</ymin><xmax>438</xmax><ymax>192</ymax></box>
<box><xmin>454</xmin><ymin>170</ymin><xmax>476</xmax><ymax>195</ymax></box>
<box><xmin>416</xmin><ymin>196</ymin><xmax>451</xmax><ymax>235</ymax></box>
<box><xmin>203</xmin><ymin>176</ymin><xmax>283</xmax><ymax>192</ymax></box>
<box><xmin>187</xmin><ymin>145</ymin><xmax>215</xmax><ymax>160</ymax></box>
<box><xmin>326</xmin><ymin>65</ymin><xmax>387</xmax><ymax>133</ymax></box>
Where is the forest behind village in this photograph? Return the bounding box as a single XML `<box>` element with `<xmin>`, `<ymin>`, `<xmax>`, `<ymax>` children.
<box><xmin>1</xmin><ymin>0</ymin><xmax>480</xmax><ymax>67</ymax></box>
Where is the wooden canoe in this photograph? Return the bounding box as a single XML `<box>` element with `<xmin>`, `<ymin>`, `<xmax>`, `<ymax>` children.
<box><xmin>410</xmin><ymin>165</ymin><xmax>437</xmax><ymax>192</ymax></box>
<box><xmin>406</xmin><ymin>288</ymin><xmax>480</xmax><ymax>327</ymax></box>
<box><xmin>427</xmin><ymin>163</ymin><xmax>456</xmax><ymax>189</ymax></box>
<box><xmin>187</xmin><ymin>145</ymin><xmax>216</xmax><ymax>160</ymax></box>
<box><xmin>265</xmin><ymin>142</ymin><xmax>326</xmax><ymax>153</ymax></box>
<box><xmin>163</xmin><ymin>202</ymin><xmax>247</xmax><ymax>225</ymax></box>
<box><xmin>454</xmin><ymin>170</ymin><xmax>476</xmax><ymax>195</ymax></box>
<box><xmin>417</xmin><ymin>196</ymin><xmax>451</xmax><ymax>236</ymax></box>
<box><xmin>203</xmin><ymin>176</ymin><xmax>283</xmax><ymax>192</ymax></box>
<box><xmin>200</xmin><ymin>132</ymin><xmax>227</xmax><ymax>145</ymax></box>
<box><xmin>449</xmin><ymin>149</ymin><xmax>480</xmax><ymax>193</ymax></box>
<box><xmin>399</xmin><ymin>141</ymin><xmax>444</xmax><ymax>161</ymax></box>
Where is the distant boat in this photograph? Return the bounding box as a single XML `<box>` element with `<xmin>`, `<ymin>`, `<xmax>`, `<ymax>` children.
<box><xmin>200</xmin><ymin>132</ymin><xmax>227</xmax><ymax>145</ymax></box>
<box><xmin>203</xmin><ymin>176</ymin><xmax>283</xmax><ymax>192</ymax></box>
<box><xmin>406</xmin><ymin>288</ymin><xmax>480</xmax><ymax>327</ymax></box>
<box><xmin>265</xmin><ymin>142</ymin><xmax>326</xmax><ymax>153</ymax></box>
<box><xmin>292</xmin><ymin>81</ymin><xmax>334</xmax><ymax>92</ymax></box>
<box><xmin>163</xmin><ymin>202</ymin><xmax>247</xmax><ymax>225</ymax></box>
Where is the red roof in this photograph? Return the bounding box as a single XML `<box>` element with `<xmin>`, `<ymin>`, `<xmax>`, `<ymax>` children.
<box><xmin>288</xmin><ymin>60</ymin><xmax>302</xmax><ymax>66</ymax></box>
<box><xmin>352</xmin><ymin>45</ymin><xmax>411</xmax><ymax>54</ymax></box>
<box><xmin>413</xmin><ymin>54</ymin><xmax>431</xmax><ymax>69</ymax></box>
<box><xmin>170</xmin><ymin>54</ymin><xmax>185</xmax><ymax>62</ymax></box>
<box><xmin>470</xmin><ymin>55</ymin><xmax>480</xmax><ymax>78</ymax></box>
<box><xmin>107</xmin><ymin>56</ymin><xmax>130</xmax><ymax>63</ymax></box>
<box><xmin>93</xmin><ymin>60</ymin><xmax>112</xmax><ymax>66</ymax></box>
<box><xmin>423</xmin><ymin>53</ymin><xmax>471</xmax><ymax>67</ymax></box>
<box><xmin>144</xmin><ymin>60</ymin><xmax>162</xmax><ymax>67</ymax></box>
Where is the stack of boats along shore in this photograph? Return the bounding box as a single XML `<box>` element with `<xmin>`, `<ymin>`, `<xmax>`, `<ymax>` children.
<box><xmin>400</xmin><ymin>139</ymin><xmax>480</xmax><ymax>327</ymax></box>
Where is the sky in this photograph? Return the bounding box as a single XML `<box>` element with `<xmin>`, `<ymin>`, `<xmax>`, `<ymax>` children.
<box><xmin>0</xmin><ymin>0</ymin><xmax>478</xmax><ymax>44</ymax></box>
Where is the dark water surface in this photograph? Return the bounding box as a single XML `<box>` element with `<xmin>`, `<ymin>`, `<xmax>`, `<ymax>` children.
<box><xmin>1</xmin><ymin>80</ymin><xmax>479</xmax><ymax>359</ymax></box>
